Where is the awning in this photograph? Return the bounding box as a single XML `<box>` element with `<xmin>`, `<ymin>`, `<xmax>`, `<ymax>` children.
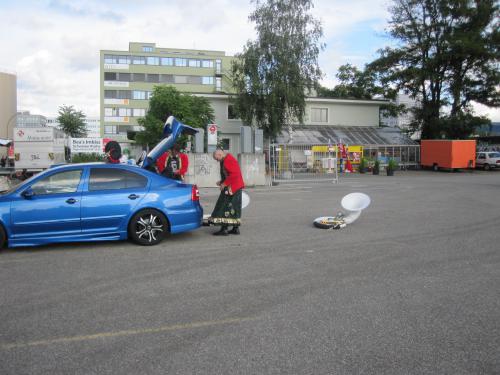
<box><xmin>276</xmin><ymin>125</ymin><xmax>417</xmax><ymax>145</ymax></box>
<box><xmin>0</xmin><ymin>139</ymin><xmax>12</xmax><ymax>147</ymax></box>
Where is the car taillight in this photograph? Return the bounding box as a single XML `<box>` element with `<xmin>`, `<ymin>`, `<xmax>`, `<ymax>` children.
<box><xmin>191</xmin><ymin>185</ymin><xmax>200</xmax><ymax>201</ymax></box>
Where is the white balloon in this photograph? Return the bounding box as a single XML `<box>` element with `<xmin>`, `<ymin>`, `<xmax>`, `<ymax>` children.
<box><xmin>242</xmin><ymin>191</ymin><xmax>250</xmax><ymax>209</ymax></box>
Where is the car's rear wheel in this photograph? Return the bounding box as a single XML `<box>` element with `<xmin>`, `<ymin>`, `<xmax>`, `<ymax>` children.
<box><xmin>484</xmin><ymin>163</ymin><xmax>490</xmax><ymax>171</ymax></box>
<box><xmin>128</xmin><ymin>209</ymin><xmax>168</xmax><ymax>246</ymax></box>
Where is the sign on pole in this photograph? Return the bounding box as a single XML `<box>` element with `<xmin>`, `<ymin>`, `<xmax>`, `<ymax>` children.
<box><xmin>70</xmin><ymin>138</ymin><xmax>104</xmax><ymax>154</ymax></box>
<box><xmin>207</xmin><ymin>124</ymin><xmax>218</xmax><ymax>152</ymax></box>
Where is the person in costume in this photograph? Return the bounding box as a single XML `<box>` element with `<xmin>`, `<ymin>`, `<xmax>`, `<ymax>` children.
<box><xmin>210</xmin><ymin>148</ymin><xmax>245</xmax><ymax>236</ymax></box>
<box><xmin>104</xmin><ymin>141</ymin><xmax>122</xmax><ymax>164</ymax></box>
<box><xmin>156</xmin><ymin>144</ymin><xmax>188</xmax><ymax>181</ymax></box>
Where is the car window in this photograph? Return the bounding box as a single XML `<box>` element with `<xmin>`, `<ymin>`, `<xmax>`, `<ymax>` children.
<box><xmin>488</xmin><ymin>152</ymin><xmax>500</xmax><ymax>158</ymax></box>
<box><xmin>89</xmin><ymin>168</ymin><xmax>148</xmax><ymax>191</ymax></box>
<box><xmin>31</xmin><ymin>170</ymin><xmax>83</xmax><ymax>195</ymax></box>
<box><xmin>478</xmin><ymin>154</ymin><xmax>486</xmax><ymax>159</ymax></box>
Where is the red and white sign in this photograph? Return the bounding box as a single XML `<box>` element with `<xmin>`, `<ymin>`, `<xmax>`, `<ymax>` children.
<box><xmin>207</xmin><ymin>124</ymin><xmax>218</xmax><ymax>146</ymax></box>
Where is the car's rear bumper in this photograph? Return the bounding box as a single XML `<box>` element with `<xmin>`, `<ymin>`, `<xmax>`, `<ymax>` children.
<box><xmin>169</xmin><ymin>203</ymin><xmax>203</xmax><ymax>234</ymax></box>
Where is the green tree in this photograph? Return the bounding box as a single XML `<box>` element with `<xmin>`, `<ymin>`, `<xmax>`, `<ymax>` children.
<box><xmin>231</xmin><ymin>0</ymin><xmax>323</xmax><ymax>138</ymax></box>
<box><xmin>134</xmin><ymin>86</ymin><xmax>214</xmax><ymax>147</ymax></box>
<box><xmin>57</xmin><ymin>105</ymin><xmax>87</xmax><ymax>138</ymax></box>
<box><xmin>317</xmin><ymin>63</ymin><xmax>405</xmax><ymax>122</ymax></box>
<box><xmin>369</xmin><ymin>0</ymin><xmax>499</xmax><ymax>139</ymax></box>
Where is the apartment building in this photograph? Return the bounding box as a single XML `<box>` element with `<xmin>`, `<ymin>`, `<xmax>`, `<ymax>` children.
<box><xmin>100</xmin><ymin>42</ymin><xmax>235</xmax><ymax>143</ymax></box>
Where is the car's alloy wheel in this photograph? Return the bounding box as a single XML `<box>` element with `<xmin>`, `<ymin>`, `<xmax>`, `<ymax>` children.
<box><xmin>129</xmin><ymin>209</ymin><xmax>168</xmax><ymax>246</ymax></box>
<box><xmin>484</xmin><ymin>164</ymin><xmax>490</xmax><ymax>171</ymax></box>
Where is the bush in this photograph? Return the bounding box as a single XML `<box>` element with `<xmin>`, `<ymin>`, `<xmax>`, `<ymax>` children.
<box><xmin>358</xmin><ymin>157</ymin><xmax>367</xmax><ymax>173</ymax></box>
<box><xmin>71</xmin><ymin>153</ymin><xmax>106</xmax><ymax>163</ymax></box>
<box><xmin>387</xmin><ymin>158</ymin><xmax>399</xmax><ymax>170</ymax></box>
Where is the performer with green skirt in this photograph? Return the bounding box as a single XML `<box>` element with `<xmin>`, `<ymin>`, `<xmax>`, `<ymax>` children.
<box><xmin>210</xmin><ymin>149</ymin><xmax>245</xmax><ymax>236</ymax></box>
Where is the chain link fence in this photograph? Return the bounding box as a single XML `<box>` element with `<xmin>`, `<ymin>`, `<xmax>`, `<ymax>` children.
<box><xmin>269</xmin><ymin>143</ymin><xmax>420</xmax><ymax>184</ymax></box>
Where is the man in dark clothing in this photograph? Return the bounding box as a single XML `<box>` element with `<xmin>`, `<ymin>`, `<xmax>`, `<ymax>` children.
<box><xmin>210</xmin><ymin>149</ymin><xmax>245</xmax><ymax>236</ymax></box>
<box><xmin>156</xmin><ymin>144</ymin><xmax>188</xmax><ymax>181</ymax></box>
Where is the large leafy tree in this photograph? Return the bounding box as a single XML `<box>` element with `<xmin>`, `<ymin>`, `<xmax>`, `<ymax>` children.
<box><xmin>317</xmin><ymin>63</ymin><xmax>405</xmax><ymax>120</ymax></box>
<box><xmin>57</xmin><ymin>105</ymin><xmax>87</xmax><ymax>138</ymax></box>
<box><xmin>135</xmin><ymin>86</ymin><xmax>214</xmax><ymax>147</ymax></box>
<box><xmin>369</xmin><ymin>0</ymin><xmax>499</xmax><ymax>139</ymax></box>
<box><xmin>231</xmin><ymin>0</ymin><xmax>323</xmax><ymax>138</ymax></box>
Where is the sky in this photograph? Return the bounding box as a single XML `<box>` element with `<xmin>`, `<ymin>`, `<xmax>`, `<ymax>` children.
<box><xmin>0</xmin><ymin>0</ymin><xmax>498</xmax><ymax>121</ymax></box>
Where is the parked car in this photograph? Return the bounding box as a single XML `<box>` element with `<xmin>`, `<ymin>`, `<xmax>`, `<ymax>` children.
<box><xmin>0</xmin><ymin>116</ymin><xmax>202</xmax><ymax>249</ymax></box>
<box><xmin>476</xmin><ymin>151</ymin><xmax>500</xmax><ymax>170</ymax></box>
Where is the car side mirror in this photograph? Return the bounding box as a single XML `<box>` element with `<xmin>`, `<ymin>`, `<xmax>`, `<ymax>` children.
<box><xmin>21</xmin><ymin>188</ymin><xmax>35</xmax><ymax>199</ymax></box>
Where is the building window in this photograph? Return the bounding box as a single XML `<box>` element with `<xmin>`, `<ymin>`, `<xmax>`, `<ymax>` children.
<box><xmin>160</xmin><ymin>74</ymin><xmax>174</xmax><ymax>83</ymax></box>
<box><xmin>133</xmin><ymin>108</ymin><xmax>146</xmax><ymax>117</ymax></box>
<box><xmin>104</xmin><ymin>108</ymin><xmax>114</xmax><ymax>116</ymax></box>
<box><xmin>146</xmin><ymin>56</ymin><xmax>159</xmax><ymax>65</ymax></box>
<box><xmin>118</xmin><ymin>108</ymin><xmax>132</xmax><ymax>117</ymax></box>
<box><xmin>118</xmin><ymin>55</ymin><xmax>130</xmax><ymax>64</ymax></box>
<box><xmin>174</xmin><ymin>75</ymin><xmax>188</xmax><ymax>84</ymax></box>
<box><xmin>311</xmin><ymin>108</ymin><xmax>328</xmax><ymax>123</ymax></box>
<box><xmin>221</xmin><ymin>139</ymin><xmax>230</xmax><ymax>151</ymax></box>
<box><xmin>228</xmin><ymin>105</ymin><xmax>240</xmax><ymax>120</ymax></box>
<box><xmin>104</xmin><ymin>125</ymin><xmax>117</xmax><ymax>134</ymax></box>
<box><xmin>189</xmin><ymin>59</ymin><xmax>201</xmax><ymax>68</ymax></box>
<box><xmin>104</xmin><ymin>72</ymin><xmax>117</xmax><ymax>81</ymax></box>
<box><xmin>143</xmin><ymin>46</ymin><xmax>153</xmax><ymax>52</ymax></box>
<box><xmin>104</xmin><ymin>90</ymin><xmax>116</xmax><ymax>99</ymax></box>
<box><xmin>118</xmin><ymin>73</ymin><xmax>131</xmax><ymax>82</ymax></box>
<box><xmin>202</xmin><ymin>60</ymin><xmax>213</xmax><ymax>68</ymax></box>
<box><xmin>131</xmin><ymin>73</ymin><xmax>145</xmax><ymax>82</ymax></box>
<box><xmin>117</xmin><ymin>90</ymin><xmax>132</xmax><ymax>99</ymax></box>
<box><xmin>146</xmin><ymin>91</ymin><xmax>153</xmax><ymax>99</ymax></box>
<box><xmin>215</xmin><ymin>59</ymin><xmax>222</xmax><ymax>74</ymax></box>
<box><xmin>202</xmin><ymin>76</ymin><xmax>214</xmax><ymax>85</ymax></box>
<box><xmin>161</xmin><ymin>57</ymin><xmax>173</xmax><ymax>66</ymax></box>
<box><xmin>131</xmin><ymin>56</ymin><xmax>146</xmax><ymax>65</ymax></box>
<box><xmin>216</xmin><ymin>77</ymin><xmax>222</xmax><ymax>91</ymax></box>
<box><xmin>175</xmin><ymin>58</ymin><xmax>187</xmax><ymax>67</ymax></box>
<box><xmin>147</xmin><ymin>74</ymin><xmax>160</xmax><ymax>83</ymax></box>
<box><xmin>133</xmin><ymin>91</ymin><xmax>146</xmax><ymax>100</ymax></box>
<box><xmin>104</xmin><ymin>54</ymin><xmax>116</xmax><ymax>64</ymax></box>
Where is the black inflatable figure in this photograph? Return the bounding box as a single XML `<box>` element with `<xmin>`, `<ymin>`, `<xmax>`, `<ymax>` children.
<box><xmin>104</xmin><ymin>141</ymin><xmax>122</xmax><ymax>163</ymax></box>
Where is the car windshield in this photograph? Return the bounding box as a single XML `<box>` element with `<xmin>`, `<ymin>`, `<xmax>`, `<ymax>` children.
<box><xmin>488</xmin><ymin>152</ymin><xmax>500</xmax><ymax>158</ymax></box>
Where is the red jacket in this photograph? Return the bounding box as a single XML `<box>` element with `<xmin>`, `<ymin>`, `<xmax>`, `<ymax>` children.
<box><xmin>156</xmin><ymin>152</ymin><xmax>188</xmax><ymax>177</ymax></box>
<box><xmin>221</xmin><ymin>153</ymin><xmax>244</xmax><ymax>193</ymax></box>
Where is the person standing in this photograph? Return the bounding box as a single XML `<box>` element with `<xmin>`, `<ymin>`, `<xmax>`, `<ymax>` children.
<box><xmin>156</xmin><ymin>144</ymin><xmax>188</xmax><ymax>181</ymax></box>
<box><xmin>104</xmin><ymin>141</ymin><xmax>122</xmax><ymax>164</ymax></box>
<box><xmin>210</xmin><ymin>149</ymin><xmax>245</xmax><ymax>236</ymax></box>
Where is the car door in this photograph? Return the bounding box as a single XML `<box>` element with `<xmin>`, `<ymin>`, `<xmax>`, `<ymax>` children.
<box><xmin>10</xmin><ymin>168</ymin><xmax>84</xmax><ymax>239</ymax></box>
<box><xmin>81</xmin><ymin>167</ymin><xmax>149</xmax><ymax>235</ymax></box>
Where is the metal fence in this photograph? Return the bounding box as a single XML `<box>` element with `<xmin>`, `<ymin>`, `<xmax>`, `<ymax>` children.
<box><xmin>269</xmin><ymin>143</ymin><xmax>420</xmax><ymax>184</ymax></box>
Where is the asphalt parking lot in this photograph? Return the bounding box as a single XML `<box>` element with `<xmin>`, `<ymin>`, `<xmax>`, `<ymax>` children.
<box><xmin>1</xmin><ymin>170</ymin><xmax>499</xmax><ymax>375</ymax></box>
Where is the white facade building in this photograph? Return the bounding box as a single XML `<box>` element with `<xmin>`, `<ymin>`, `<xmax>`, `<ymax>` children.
<box><xmin>47</xmin><ymin>117</ymin><xmax>101</xmax><ymax>138</ymax></box>
<box><xmin>381</xmin><ymin>93</ymin><xmax>419</xmax><ymax>129</ymax></box>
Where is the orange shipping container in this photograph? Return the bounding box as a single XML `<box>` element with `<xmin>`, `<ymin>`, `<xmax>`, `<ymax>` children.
<box><xmin>421</xmin><ymin>140</ymin><xmax>476</xmax><ymax>170</ymax></box>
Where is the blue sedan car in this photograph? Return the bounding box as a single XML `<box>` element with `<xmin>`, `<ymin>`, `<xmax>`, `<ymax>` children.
<box><xmin>0</xmin><ymin>117</ymin><xmax>203</xmax><ymax>248</ymax></box>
